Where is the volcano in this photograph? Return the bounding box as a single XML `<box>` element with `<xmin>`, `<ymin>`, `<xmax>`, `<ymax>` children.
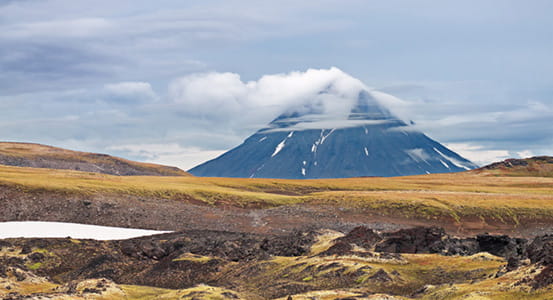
<box><xmin>189</xmin><ymin>90</ymin><xmax>478</xmax><ymax>179</ymax></box>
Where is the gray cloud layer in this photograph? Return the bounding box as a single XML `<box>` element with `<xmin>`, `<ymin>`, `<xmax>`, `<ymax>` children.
<box><xmin>0</xmin><ymin>1</ymin><xmax>551</xmax><ymax>169</ymax></box>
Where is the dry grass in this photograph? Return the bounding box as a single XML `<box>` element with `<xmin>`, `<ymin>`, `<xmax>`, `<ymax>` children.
<box><xmin>420</xmin><ymin>263</ymin><xmax>553</xmax><ymax>300</ymax></box>
<box><xmin>173</xmin><ymin>253</ymin><xmax>214</xmax><ymax>263</ymax></box>
<box><xmin>119</xmin><ymin>284</ymin><xmax>248</xmax><ymax>299</ymax></box>
<box><xmin>0</xmin><ymin>164</ymin><xmax>552</xmax><ymax>222</ymax></box>
<box><xmin>253</xmin><ymin>251</ymin><xmax>503</xmax><ymax>298</ymax></box>
<box><xmin>309</xmin><ymin>230</ymin><xmax>345</xmax><ymax>255</ymax></box>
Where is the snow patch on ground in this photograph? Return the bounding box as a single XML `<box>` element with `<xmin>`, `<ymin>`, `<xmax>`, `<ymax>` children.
<box><xmin>0</xmin><ymin>221</ymin><xmax>170</xmax><ymax>240</ymax></box>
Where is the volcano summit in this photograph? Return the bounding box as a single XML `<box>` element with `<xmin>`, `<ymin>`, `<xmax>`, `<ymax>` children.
<box><xmin>189</xmin><ymin>88</ymin><xmax>477</xmax><ymax>179</ymax></box>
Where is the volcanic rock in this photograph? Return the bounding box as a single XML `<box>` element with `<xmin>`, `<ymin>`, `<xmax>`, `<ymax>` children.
<box><xmin>375</xmin><ymin>227</ymin><xmax>447</xmax><ymax>253</ymax></box>
<box><xmin>527</xmin><ymin>234</ymin><xmax>553</xmax><ymax>265</ymax></box>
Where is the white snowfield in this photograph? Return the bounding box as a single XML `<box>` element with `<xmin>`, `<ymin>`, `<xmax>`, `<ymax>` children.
<box><xmin>0</xmin><ymin>221</ymin><xmax>171</xmax><ymax>240</ymax></box>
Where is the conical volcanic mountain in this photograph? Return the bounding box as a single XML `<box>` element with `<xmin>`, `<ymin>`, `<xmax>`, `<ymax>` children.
<box><xmin>189</xmin><ymin>90</ymin><xmax>478</xmax><ymax>178</ymax></box>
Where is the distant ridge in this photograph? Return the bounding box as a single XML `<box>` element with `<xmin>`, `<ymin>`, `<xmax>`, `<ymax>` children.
<box><xmin>189</xmin><ymin>90</ymin><xmax>478</xmax><ymax>179</ymax></box>
<box><xmin>476</xmin><ymin>156</ymin><xmax>553</xmax><ymax>177</ymax></box>
<box><xmin>0</xmin><ymin>142</ymin><xmax>188</xmax><ymax>176</ymax></box>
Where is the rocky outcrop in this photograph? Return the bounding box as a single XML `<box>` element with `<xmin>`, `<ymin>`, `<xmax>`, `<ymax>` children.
<box><xmin>320</xmin><ymin>241</ymin><xmax>355</xmax><ymax>256</ymax></box>
<box><xmin>476</xmin><ymin>234</ymin><xmax>527</xmax><ymax>259</ymax></box>
<box><xmin>527</xmin><ymin>234</ymin><xmax>553</xmax><ymax>265</ymax></box>
<box><xmin>370</xmin><ymin>227</ymin><xmax>527</xmax><ymax>260</ymax></box>
<box><xmin>531</xmin><ymin>266</ymin><xmax>553</xmax><ymax>289</ymax></box>
<box><xmin>120</xmin><ymin>230</ymin><xmax>315</xmax><ymax>262</ymax></box>
<box><xmin>334</xmin><ymin>226</ymin><xmax>383</xmax><ymax>250</ymax></box>
<box><xmin>375</xmin><ymin>227</ymin><xmax>447</xmax><ymax>254</ymax></box>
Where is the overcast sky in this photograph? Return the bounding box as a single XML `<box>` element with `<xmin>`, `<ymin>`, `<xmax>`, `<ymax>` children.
<box><xmin>1</xmin><ymin>0</ymin><xmax>551</xmax><ymax>169</ymax></box>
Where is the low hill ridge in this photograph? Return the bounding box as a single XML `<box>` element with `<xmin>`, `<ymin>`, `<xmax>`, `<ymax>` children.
<box><xmin>476</xmin><ymin>156</ymin><xmax>553</xmax><ymax>177</ymax></box>
<box><xmin>0</xmin><ymin>142</ymin><xmax>188</xmax><ymax>176</ymax></box>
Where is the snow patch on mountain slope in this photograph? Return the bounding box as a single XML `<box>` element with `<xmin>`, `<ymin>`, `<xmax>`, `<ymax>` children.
<box><xmin>272</xmin><ymin>139</ymin><xmax>286</xmax><ymax>157</ymax></box>
<box><xmin>405</xmin><ymin>148</ymin><xmax>429</xmax><ymax>163</ymax></box>
<box><xmin>433</xmin><ymin>147</ymin><xmax>471</xmax><ymax>170</ymax></box>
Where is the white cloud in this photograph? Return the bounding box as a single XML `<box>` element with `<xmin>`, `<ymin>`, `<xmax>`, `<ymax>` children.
<box><xmin>169</xmin><ymin>72</ymin><xmax>248</xmax><ymax>116</ymax></box>
<box><xmin>263</xmin><ymin>119</ymin><xmax>393</xmax><ymax>132</ymax></box>
<box><xmin>516</xmin><ymin>150</ymin><xmax>534</xmax><ymax>159</ymax></box>
<box><xmin>104</xmin><ymin>81</ymin><xmax>158</xmax><ymax>102</ymax></box>
<box><xmin>0</xmin><ymin>17</ymin><xmax>112</xmax><ymax>39</ymax></box>
<box><xmin>107</xmin><ymin>143</ymin><xmax>225</xmax><ymax>170</ymax></box>
<box><xmin>168</xmin><ymin>67</ymin><xmax>389</xmax><ymax>130</ymax></box>
<box><xmin>445</xmin><ymin>143</ymin><xmax>510</xmax><ymax>167</ymax></box>
<box><xmin>370</xmin><ymin>90</ymin><xmax>413</xmax><ymax>122</ymax></box>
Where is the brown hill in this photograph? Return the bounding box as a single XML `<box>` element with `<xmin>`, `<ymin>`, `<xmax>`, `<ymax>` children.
<box><xmin>476</xmin><ymin>156</ymin><xmax>553</xmax><ymax>177</ymax></box>
<box><xmin>0</xmin><ymin>142</ymin><xmax>188</xmax><ymax>176</ymax></box>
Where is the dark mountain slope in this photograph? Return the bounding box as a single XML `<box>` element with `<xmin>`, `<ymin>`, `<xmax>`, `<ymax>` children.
<box><xmin>190</xmin><ymin>91</ymin><xmax>477</xmax><ymax>178</ymax></box>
